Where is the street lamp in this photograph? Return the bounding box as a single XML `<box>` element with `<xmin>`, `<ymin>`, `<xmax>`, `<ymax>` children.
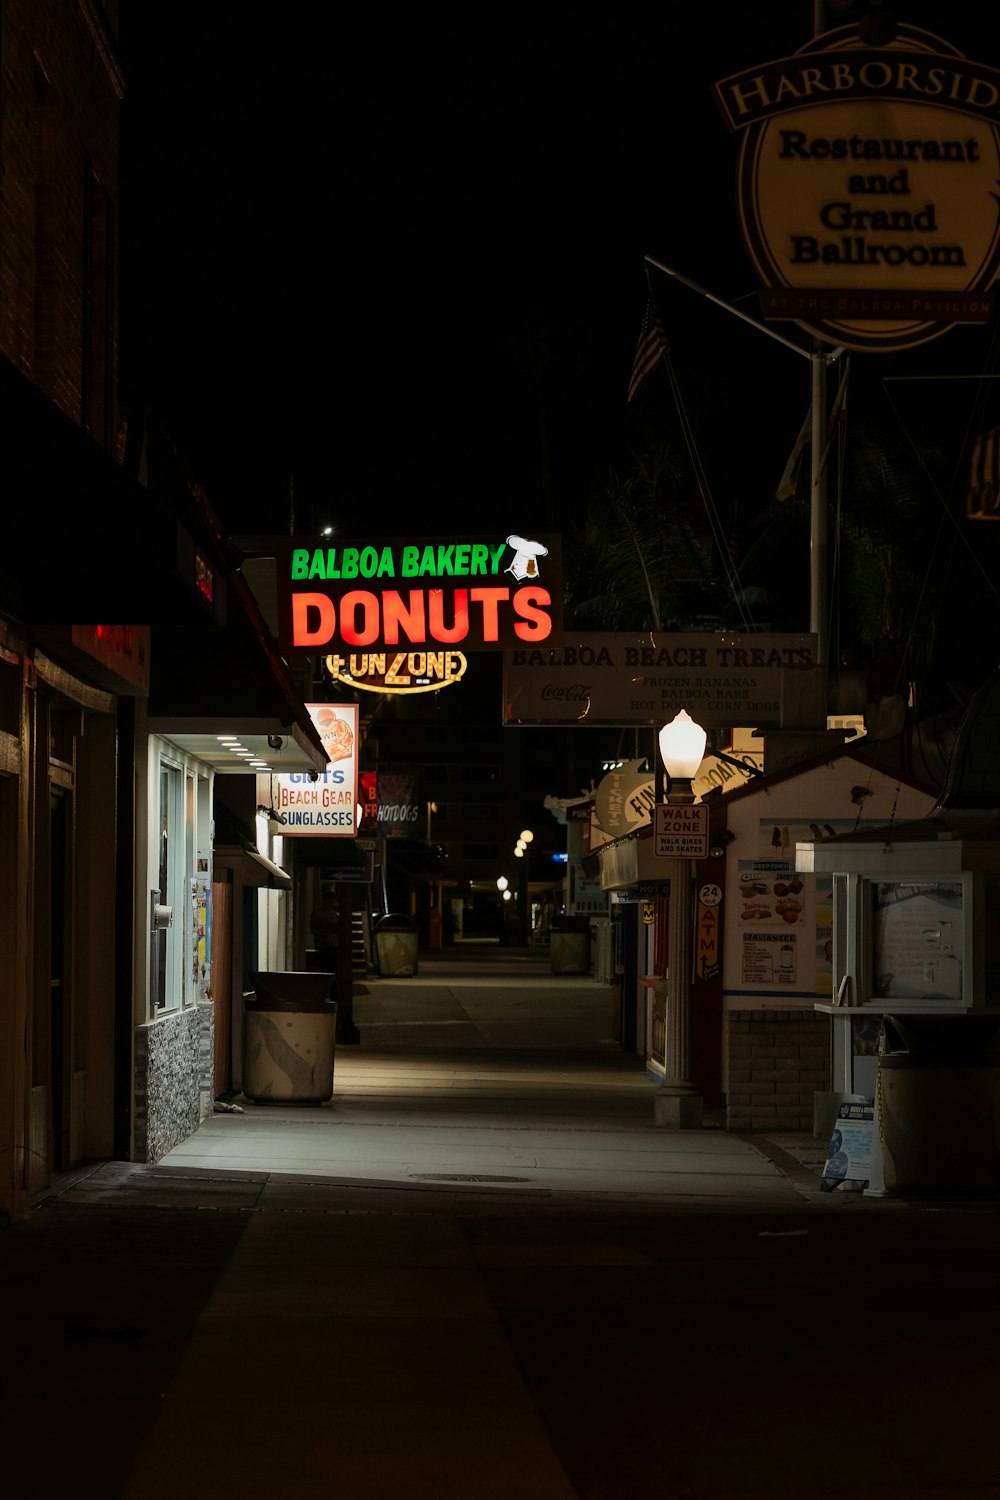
<box><xmin>654</xmin><ymin>709</ymin><xmax>706</xmax><ymax>1130</ymax></box>
<box><xmin>658</xmin><ymin>709</ymin><xmax>707</xmax><ymax>805</ymax></box>
<box><xmin>516</xmin><ymin>829</ymin><xmax>534</xmax><ymax>945</ymax></box>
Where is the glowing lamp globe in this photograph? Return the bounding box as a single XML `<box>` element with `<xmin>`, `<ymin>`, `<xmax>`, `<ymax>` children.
<box><xmin>658</xmin><ymin>710</ymin><xmax>707</xmax><ymax>804</ymax></box>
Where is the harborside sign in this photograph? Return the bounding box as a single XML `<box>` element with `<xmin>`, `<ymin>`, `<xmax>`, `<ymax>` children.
<box><xmin>276</xmin><ymin>534</ymin><xmax>562</xmax><ymax>656</ymax></box>
<box><xmin>714</xmin><ymin>23</ymin><xmax>1000</xmax><ymax>352</ymax></box>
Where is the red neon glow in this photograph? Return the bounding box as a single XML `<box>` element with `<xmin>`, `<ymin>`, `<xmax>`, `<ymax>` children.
<box><xmin>292</xmin><ymin>593</ymin><xmax>335</xmax><ymax>646</ymax></box>
<box><xmin>340</xmin><ymin>591</ymin><xmax>381</xmax><ymax>645</ymax></box>
<box><xmin>427</xmin><ymin>588</ymin><xmax>469</xmax><ymax>643</ymax></box>
<box><xmin>469</xmin><ymin>587</ymin><xmax>508</xmax><ymax>641</ymax></box>
<box><xmin>382</xmin><ymin>591</ymin><xmax>427</xmax><ymax>645</ymax></box>
<box><xmin>292</xmin><ymin>586</ymin><xmax>555</xmax><ymax>649</ymax></box>
<box><xmin>512</xmin><ymin>587</ymin><xmax>553</xmax><ymax>640</ymax></box>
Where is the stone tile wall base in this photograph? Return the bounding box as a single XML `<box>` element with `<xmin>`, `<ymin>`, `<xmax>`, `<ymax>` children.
<box><xmin>135</xmin><ymin>1003</ymin><xmax>215</xmax><ymax>1163</ymax></box>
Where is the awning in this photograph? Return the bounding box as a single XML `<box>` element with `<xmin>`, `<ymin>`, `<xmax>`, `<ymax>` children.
<box><xmin>244</xmin><ymin>847</ymin><xmax>292</xmax><ymax>890</ymax></box>
<box><xmin>0</xmin><ymin>358</ymin><xmax>328</xmax><ymax>775</ymax></box>
<box><xmin>146</xmin><ymin>544</ymin><xmax>328</xmax><ymax>776</ymax></box>
<box><xmin>213</xmin><ymin>806</ymin><xmax>292</xmax><ymax>890</ymax></box>
<box><xmin>215</xmin><ymin>843</ymin><xmax>291</xmax><ymax>890</ymax></box>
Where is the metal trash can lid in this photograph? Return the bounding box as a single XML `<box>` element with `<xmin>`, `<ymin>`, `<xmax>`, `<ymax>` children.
<box><xmin>247</xmin><ymin>971</ymin><xmax>336</xmax><ymax>1012</ymax></box>
<box><xmin>881</xmin><ymin>1013</ymin><xmax>1000</xmax><ymax>1064</ymax></box>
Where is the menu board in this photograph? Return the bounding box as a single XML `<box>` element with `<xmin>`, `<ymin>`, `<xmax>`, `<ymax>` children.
<box><xmin>736</xmin><ymin>837</ymin><xmax>832</xmax><ymax>994</ymax></box>
<box><xmin>874</xmin><ymin>882</ymin><xmax>963</xmax><ymax>1002</ymax></box>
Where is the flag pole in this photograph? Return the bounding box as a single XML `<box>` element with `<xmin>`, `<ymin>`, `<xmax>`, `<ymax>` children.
<box><xmin>643</xmin><ymin>252</ymin><xmax>842</xmax><ymax>666</ymax></box>
<box><xmin>643</xmin><ymin>254</ymin><xmax>811</xmax><ymax>361</ymax></box>
<box><xmin>810</xmin><ymin>345</ymin><xmax>828</xmax><ymax>664</ymax></box>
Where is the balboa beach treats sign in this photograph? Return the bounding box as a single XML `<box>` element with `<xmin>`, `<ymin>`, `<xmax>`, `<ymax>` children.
<box><xmin>276</xmin><ymin>534</ymin><xmax>562</xmax><ymax>655</ymax></box>
<box><xmin>503</xmin><ymin>632</ymin><xmax>818</xmax><ymax>728</ymax></box>
<box><xmin>714</xmin><ymin>23</ymin><xmax>1000</xmax><ymax>351</ymax></box>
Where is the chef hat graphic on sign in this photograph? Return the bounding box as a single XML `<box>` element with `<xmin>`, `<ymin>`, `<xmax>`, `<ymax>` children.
<box><xmin>505</xmin><ymin>535</ymin><xmax>548</xmax><ymax>582</ymax></box>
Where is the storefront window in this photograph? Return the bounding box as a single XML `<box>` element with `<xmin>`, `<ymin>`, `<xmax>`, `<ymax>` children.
<box><xmin>154</xmin><ymin>760</ymin><xmax>183</xmax><ymax>1012</ymax></box>
<box><xmin>985</xmin><ymin>881</ymin><xmax>1000</xmax><ymax>1005</ymax></box>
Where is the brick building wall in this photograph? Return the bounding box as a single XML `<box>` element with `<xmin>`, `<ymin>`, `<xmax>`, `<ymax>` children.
<box><xmin>726</xmin><ymin>1009</ymin><xmax>830</xmax><ymax>1131</ymax></box>
<box><xmin>0</xmin><ymin>0</ymin><xmax>122</xmax><ymax>438</ymax></box>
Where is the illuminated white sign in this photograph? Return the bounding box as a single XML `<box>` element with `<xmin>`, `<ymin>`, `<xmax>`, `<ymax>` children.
<box><xmin>714</xmin><ymin>23</ymin><xmax>1000</xmax><ymax>352</ymax></box>
<box><xmin>258</xmin><ymin>703</ymin><xmax>359</xmax><ymax>837</ymax></box>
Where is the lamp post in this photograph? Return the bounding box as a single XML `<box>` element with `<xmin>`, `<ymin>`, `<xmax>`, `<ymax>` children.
<box><xmin>515</xmin><ymin>829</ymin><xmax>533</xmax><ymax>946</ymax></box>
<box><xmin>496</xmin><ymin>874</ymin><xmax>510</xmax><ymax>942</ymax></box>
<box><xmin>655</xmin><ymin>709</ymin><xmax>706</xmax><ymax>1129</ymax></box>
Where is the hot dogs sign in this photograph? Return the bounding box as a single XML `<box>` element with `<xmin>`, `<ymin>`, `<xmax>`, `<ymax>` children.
<box><xmin>276</xmin><ymin>533</ymin><xmax>562</xmax><ymax>656</ymax></box>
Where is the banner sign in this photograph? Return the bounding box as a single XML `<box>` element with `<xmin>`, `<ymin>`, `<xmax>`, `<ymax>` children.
<box><xmin>358</xmin><ymin>769</ymin><xmax>425</xmax><ymax>838</ymax></box>
<box><xmin>714</xmin><ymin>23</ymin><xmax>1000</xmax><ymax>352</ymax></box>
<box><xmin>503</xmin><ymin>632</ymin><xmax>817</xmax><ymax>727</ymax></box>
<box><xmin>276</xmin><ymin>534</ymin><xmax>562</xmax><ymax>655</ymax></box>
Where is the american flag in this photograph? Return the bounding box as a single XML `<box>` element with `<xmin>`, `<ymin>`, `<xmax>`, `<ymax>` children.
<box><xmin>627</xmin><ymin>298</ymin><xmax>669</xmax><ymax>402</ymax></box>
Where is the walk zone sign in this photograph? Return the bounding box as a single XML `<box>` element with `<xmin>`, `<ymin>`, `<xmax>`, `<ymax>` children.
<box><xmin>654</xmin><ymin>804</ymin><xmax>709</xmax><ymax>858</ymax></box>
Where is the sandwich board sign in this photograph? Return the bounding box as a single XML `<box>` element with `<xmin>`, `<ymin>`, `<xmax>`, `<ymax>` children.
<box><xmin>821</xmin><ymin>1099</ymin><xmax>875</xmax><ymax>1192</ymax></box>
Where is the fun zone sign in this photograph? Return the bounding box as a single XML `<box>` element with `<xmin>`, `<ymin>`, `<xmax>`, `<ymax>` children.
<box><xmin>275</xmin><ymin>533</ymin><xmax>562</xmax><ymax>655</ymax></box>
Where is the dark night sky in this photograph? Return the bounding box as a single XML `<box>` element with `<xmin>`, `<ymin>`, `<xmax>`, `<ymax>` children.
<box><xmin>118</xmin><ymin>0</ymin><xmax>1000</xmax><ymax>663</ymax></box>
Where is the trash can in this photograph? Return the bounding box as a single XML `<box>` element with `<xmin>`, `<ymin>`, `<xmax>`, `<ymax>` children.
<box><xmin>373</xmin><ymin>914</ymin><xmax>419</xmax><ymax>977</ymax></box>
<box><xmin>244</xmin><ymin>971</ymin><xmax>337</xmax><ymax>1103</ymax></box>
<box><xmin>878</xmin><ymin>1014</ymin><xmax>1000</xmax><ymax>1195</ymax></box>
<box><xmin>549</xmin><ymin>914</ymin><xmax>591</xmax><ymax>975</ymax></box>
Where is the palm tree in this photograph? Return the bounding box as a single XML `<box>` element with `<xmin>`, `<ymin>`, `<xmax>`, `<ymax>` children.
<box><xmin>749</xmin><ymin>421</ymin><xmax>947</xmax><ymax>685</ymax></box>
<box><xmin>565</xmin><ymin>442</ymin><xmax>730</xmax><ymax>632</ymax></box>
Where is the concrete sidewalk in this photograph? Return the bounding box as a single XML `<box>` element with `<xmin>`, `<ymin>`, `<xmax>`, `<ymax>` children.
<box><xmin>4</xmin><ymin>949</ymin><xmax>863</xmax><ymax>1498</ymax></box>
<box><xmin>155</xmin><ymin>952</ymin><xmax>807</xmax><ymax>1207</ymax></box>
